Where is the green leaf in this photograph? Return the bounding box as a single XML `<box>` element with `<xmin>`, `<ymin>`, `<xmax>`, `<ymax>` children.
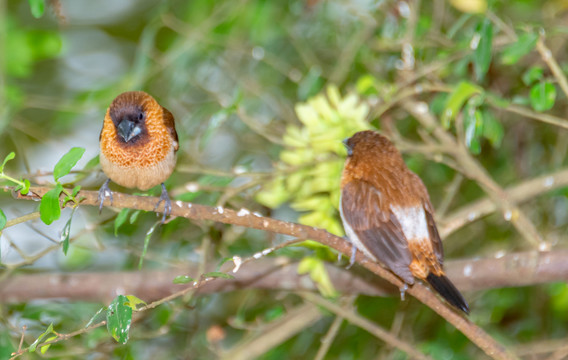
<box><xmin>86</xmin><ymin>307</ymin><xmax>106</xmax><ymax>328</ymax></box>
<box><xmin>501</xmin><ymin>32</ymin><xmax>537</xmax><ymax>65</ymax></box>
<box><xmin>129</xmin><ymin>210</ymin><xmax>141</xmax><ymax>224</ymax></box>
<box><xmin>28</xmin><ymin>0</ymin><xmax>45</xmax><ymax>18</ymax></box>
<box><xmin>71</xmin><ymin>185</ymin><xmax>81</xmax><ymax>197</ymax></box>
<box><xmin>125</xmin><ymin>295</ymin><xmax>146</xmax><ymax>310</ymax></box>
<box><xmin>522</xmin><ymin>66</ymin><xmax>544</xmax><ymax>86</ymax></box>
<box><xmin>40</xmin><ymin>335</ymin><xmax>57</xmax><ymax>354</ymax></box>
<box><xmin>138</xmin><ymin>221</ymin><xmax>159</xmax><ymax>269</ymax></box>
<box><xmin>53</xmin><ymin>147</ymin><xmax>85</xmax><ymax>182</ymax></box>
<box><xmin>173</xmin><ymin>275</ymin><xmax>195</xmax><ymax>284</ymax></box>
<box><xmin>40</xmin><ymin>184</ymin><xmax>63</xmax><ymax>225</ymax></box>
<box><xmin>464</xmin><ymin>103</ymin><xmax>484</xmax><ymax>154</ymax></box>
<box><xmin>203</xmin><ymin>271</ymin><xmax>234</xmax><ymax>280</ymax></box>
<box><xmin>60</xmin><ymin>208</ymin><xmax>76</xmax><ymax>255</ymax></box>
<box><xmin>84</xmin><ymin>154</ymin><xmax>100</xmax><ymax>170</ymax></box>
<box><xmin>21</xmin><ymin>179</ymin><xmax>31</xmax><ymax>195</ymax></box>
<box><xmin>472</xmin><ymin>18</ymin><xmax>493</xmax><ymax>81</ymax></box>
<box><xmin>530</xmin><ymin>82</ymin><xmax>556</xmax><ymax>112</ymax></box>
<box><xmin>356</xmin><ymin>74</ymin><xmax>380</xmax><ymax>95</ymax></box>
<box><xmin>0</xmin><ymin>209</ymin><xmax>6</xmax><ymax>231</ymax></box>
<box><xmin>114</xmin><ymin>208</ymin><xmax>130</xmax><ymax>236</ymax></box>
<box><xmin>482</xmin><ymin>110</ymin><xmax>504</xmax><ymax>148</ymax></box>
<box><xmin>29</xmin><ymin>323</ymin><xmax>54</xmax><ymax>352</ymax></box>
<box><xmin>442</xmin><ymin>81</ymin><xmax>483</xmax><ymax>128</ymax></box>
<box><xmin>0</xmin><ymin>152</ymin><xmax>15</xmax><ymax>172</ymax></box>
<box><xmin>106</xmin><ymin>295</ymin><xmax>132</xmax><ymax>344</ymax></box>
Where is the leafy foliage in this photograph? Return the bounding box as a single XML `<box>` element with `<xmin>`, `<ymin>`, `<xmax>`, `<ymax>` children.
<box><xmin>256</xmin><ymin>86</ymin><xmax>369</xmax><ymax>236</ymax></box>
<box><xmin>1</xmin><ymin>0</ymin><xmax>568</xmax><ymax>359</ymax></box>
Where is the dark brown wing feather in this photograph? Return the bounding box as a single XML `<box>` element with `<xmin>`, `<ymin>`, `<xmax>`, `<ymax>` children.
<box><xmin>162</xmin><ymin>106</ymin><xmax>179</xmax><ymax>151</ymax></box>
<box><xmin>423</xmin><ymin>201</ymin><xmax>444</xmax><ymax>266</ymax></box>
<box><xmin>341</xmin><ymin>180</ymin><xmax>414</xmax><ymax>284</ymax></box>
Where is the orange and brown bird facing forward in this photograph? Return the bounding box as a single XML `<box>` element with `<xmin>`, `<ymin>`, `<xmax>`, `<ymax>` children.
<box><xmin>98</xmin><ymin>91</ymin><xmax>179</xmax><ymax>222</ymax></box>
<box><xmin>340</xmin><ymin>130</ymin><xmax>469</xmax><ymax>314</ymax></box>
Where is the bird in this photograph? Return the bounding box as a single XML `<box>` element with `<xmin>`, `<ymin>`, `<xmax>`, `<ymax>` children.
<box><xmin>339</xmin><ymin>130</ymin><xmax>469</xmax><ymax>314</ymax></box>
<box><xmin>98</xmin><ymin>91</ymin><xmax>179</xmax><ymax>223</ymax></box>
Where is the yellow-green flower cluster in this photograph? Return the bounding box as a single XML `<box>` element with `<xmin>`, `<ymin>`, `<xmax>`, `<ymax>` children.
<box><xmin>257</xmin><ymin>86</ymin><xmax>369</xmax><ymax>236</ymax></box>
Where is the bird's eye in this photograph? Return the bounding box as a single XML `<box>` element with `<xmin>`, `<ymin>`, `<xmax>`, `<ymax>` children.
<box><xmin>138</xmin><ymin>112</ymin><xmax>144</xmax><ymax>120</ymax></box>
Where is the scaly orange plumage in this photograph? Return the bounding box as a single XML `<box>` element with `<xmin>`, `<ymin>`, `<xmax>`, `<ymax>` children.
<box><xmin>99</xmin><ymin>91</ymin><xmax>178</xmax><ymax>190</ymax></box>
<box><xmin>98</xmin><ymin>91</ymin><xmax>178</xmax><ymax>222</ymax></box>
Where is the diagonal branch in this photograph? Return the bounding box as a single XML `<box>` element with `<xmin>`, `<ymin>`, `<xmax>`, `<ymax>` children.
<box><xmin>8</xmin><ymin>186</ymin><xmax>518</xmax><ymax>360</ymax></box>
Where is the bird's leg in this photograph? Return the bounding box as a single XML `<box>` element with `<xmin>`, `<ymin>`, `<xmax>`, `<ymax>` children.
<box><xmin>399</xmin><ymin>283</ymin><xmax>408</xmax><ymax>301</ymax></box>
<box><xmin>154</xmin><ymin>183</ymin><xmax>172</xmax><ymax>223</ymax></box>
<box><xmin>98</xmin><ymin>179</ymin><xmax>113</xmax><ymax>213</ymax></box>
<box><xmin>346</xmin><ymin>240</ymin><xmax>358</xmax><ymax>269</ymax></box>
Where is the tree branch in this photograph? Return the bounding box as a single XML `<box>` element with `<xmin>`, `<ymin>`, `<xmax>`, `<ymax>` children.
<box><xmin>1</xmin><ymin>250</ymin><xmax>567</xmax><ymax>303</ymax></box>
<box><xmin>7</xmin><ymin>186</ymin><xmax>518</xmax><ymax>360</ymax></box>
<box><xmin>439</xmin><ymin>168</ymin><xmax>568</xmax><ymax>238</ymax></box>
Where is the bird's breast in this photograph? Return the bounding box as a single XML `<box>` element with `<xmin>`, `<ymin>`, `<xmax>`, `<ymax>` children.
<box><xmin>99</xmin><ymin>114</ymin><xmax>177</xmax><ymax>190</ymax></box>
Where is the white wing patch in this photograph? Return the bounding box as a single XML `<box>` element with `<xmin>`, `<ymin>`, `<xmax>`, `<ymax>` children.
<box><xmin>390</xmin><ymin>205</ymin><xmax>429</xmax><ymax>241</ymax></box>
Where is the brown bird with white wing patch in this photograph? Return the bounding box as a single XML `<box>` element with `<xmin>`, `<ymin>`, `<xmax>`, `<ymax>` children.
<box><xmin>340</xmin><ymin>130</ymin><xmax>469</xmax><ymax>314</ymax></box>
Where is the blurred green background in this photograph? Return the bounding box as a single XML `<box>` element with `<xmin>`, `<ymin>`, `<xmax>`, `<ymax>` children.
<box><xmin>1</xmin><ymin>0</ymin><xmax>568</xmax><ymax>358</ymax></box>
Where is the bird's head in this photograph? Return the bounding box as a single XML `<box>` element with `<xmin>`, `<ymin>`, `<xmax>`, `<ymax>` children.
<box><xmin>343</xmin><ymin>130</ymin><xmax>399</xmax><ymax>160</ymax></box>
<box><xmin>108</xmin><ymin>91</ymin><xmax>155</xmax><ymax>144</ymax></box>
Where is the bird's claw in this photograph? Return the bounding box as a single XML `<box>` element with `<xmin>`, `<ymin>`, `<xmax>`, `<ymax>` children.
<box><xmin>346</xmin><ymin>240</ymin><xmax>357</xmax><ymax>269</ymax></box>
<box><xmin>399</xmin><ymin>284</ymin><xmax>408</xmax><ymax>301</ymax></box>
<box><xmin>98</xmin><ymin>179</ymin><xmax>113</xmax><ymax>214</ymax></box>
<box><xmin>154</xmin><ymin>183</ymin><xmax>172</xmax><ymax>223</ymax></box>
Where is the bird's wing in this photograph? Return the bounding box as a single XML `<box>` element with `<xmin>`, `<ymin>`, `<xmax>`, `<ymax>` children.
<box><xmin>341</xmin><ymin>179</ymin><xmax>414</xmax><ymax>284</ymax></box>
<box><xmin>162</xmin><ymin>106</ymin><xmax>179</xmax><ymax>151</ymax></box>
<box><xmin>407</xmin><ymin>171</ymin><xmax>444</xmax><ymax>267</ymax></box>
<box><xmin>423</xmin><ymin>200</ymin><xmax>444</xmax><ymax>266</ymax></box>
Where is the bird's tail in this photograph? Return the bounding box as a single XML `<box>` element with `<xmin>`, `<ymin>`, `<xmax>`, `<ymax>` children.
<box><xmin>426</xmin><ymin>273</ymin><xmax>470</xmax><ymax>314</ymax></box>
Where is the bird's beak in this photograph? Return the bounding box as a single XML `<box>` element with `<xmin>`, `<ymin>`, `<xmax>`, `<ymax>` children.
<box><xmin>342</xmin><ymin>138</ymin><xmax>353</xmax><ymax>156</ymax></box>
<box><xmin>117</xmin><ymin>119</ymin><xmax>141</xmax><ymax>142</ymax></box>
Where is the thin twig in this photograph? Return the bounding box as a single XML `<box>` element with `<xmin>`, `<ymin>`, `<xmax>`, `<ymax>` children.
<box><xmin>301</xmin><ymin>292</ymin><xmax>433</xmax><ymax>360</ymax></box>
<box><xmin>9</xmin><ymin>186</ymin><xmax>518</xmax><ymax>360</ymax></box>
<box><xmin>536</xmin><ymin>35</ymin><xmax>568</xmax><ymax>100</ymax></box>
<box><xmin>403</xmin><ymin>101</ymin><xmax>544</xmax><ymax>249</ymax></box>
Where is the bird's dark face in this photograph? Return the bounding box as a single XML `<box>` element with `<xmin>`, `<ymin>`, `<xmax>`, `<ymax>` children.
<box><xmin>342</xmin><ymin>137</ymin><xmax>354</xmax><ymax>157</ymax></box>
<box><xmin>109</xmin><ymin>102</ymin><xmax>147</xmax><ymax>144</ymax></box>
<box><xmin>343</xmin><ymin>130</ymin><xmax>399</xmax><ymax>161</ymax></box>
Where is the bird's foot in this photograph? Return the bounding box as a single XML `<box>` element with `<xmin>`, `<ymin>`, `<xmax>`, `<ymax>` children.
<box><xmin>399</xmin><ymin>284</ymin><xmax>408</xmax><ymax>301</ymax></box>
<box><xmin>98</xmin><ymin>179</ymin><xmax>113</xmax><ymax>213</ymax></box>
<box><xmin>154</xmin><ymin>183</ymin><xmax>172</xmax><ymax>223</ymax></box>
<box><xmin>346</xmin><ymin>241</ymin><xmax>358</xmax><ymax>269</ymax></box>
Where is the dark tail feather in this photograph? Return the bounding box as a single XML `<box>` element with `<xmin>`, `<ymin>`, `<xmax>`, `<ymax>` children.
<box><xmin>426</xmin><ymin>273</ymin><xmax>470</xmax><ymax>315</ymax></box>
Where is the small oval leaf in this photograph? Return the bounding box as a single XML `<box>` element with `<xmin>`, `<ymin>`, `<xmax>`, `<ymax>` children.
<box><xmin>21</xmin><ymin>179</ymin><xmax>31</xmax><ymax>195</ymax></box>
<box><xmin>40</xmin><ymin>184</ymin><xmax>63</xmax><ymax>225</ymax></box>
<box><xmin>173</xmin><ymin>275</ymin><xmax>195</xmax><ymax>284</ymax></box>
<box><xmin>530</xmin><ymin>82</ymin><xmax>556</xmax><ymax>112</ymax></box>
<box><xmin>0</xmin><ymin>152</ymin><xmax>15</xmax><ymax>171</ymax></box>
<box><xmin>442</xmin><ymin>81</ymin><xmax>483</xmax><ymax>128</ymax></box>
<box><xmin>473</xmin><ymin>19</ymin><xmax>493</xmax><ymax>81</ymax></box>
<box><xmin>114</xmin><ymin>208</ymin><xmax>130</xmax><ymax>236</ymax></box>
<box><xmin>106</xmin><ymin>295</ymin><xmax>132</xmax><ymax>344</ymax></box>
<box><xmin>203</xmin><ymin>271</ymin><xmax>234</xmax><ymax>280</ymax></box>
<box><xmin>0</xmin><ymin>209</ymin><xmax>6</xmax><ymax>231</ymax></box>
<box><xmin>125</xmin><ymin>295</ymin><xmax>147</xmax><ymax>310</ymax></box>
<box><xmin>501</xmin><ymin>32</ymin><xmax>537</xmax><ymax>65</ymax></box>
<box><xmin>28</xmin><ymin>0</ymin><xmax>45</xmax><ymax>18</ymax></box>
<box><xmin>53</xmin><ymin>147</ymin><xmax>85</xmax><ymax>182</ymax></box>
<box><xmin>29</xmin><ymin>323</ymin><xmax>54</xmax><ymax>352</ymax></box>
